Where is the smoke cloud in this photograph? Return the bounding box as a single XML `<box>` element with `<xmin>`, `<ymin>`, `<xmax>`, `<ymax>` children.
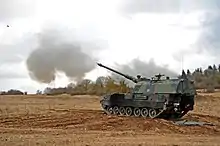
<box><xmin>108</xmin><ymin>58</ymin><xmax>178</xmax><ymax>86</ymax></box>
<box><xmin>26</xmin><ymin>28</ymin><xmax>97</xmax><ymax>84</ymax></box>
<box><xmin>114</xmin><ymin>58</ymin><xmax>177</xmax><ymax>77</ymax></box>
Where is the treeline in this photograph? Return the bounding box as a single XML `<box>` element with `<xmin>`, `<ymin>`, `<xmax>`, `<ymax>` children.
<box><xmin>0</xmin><ymin>89</ymin><xmax>27</xmax><ymax>95</ymax></box>
<box><xmin>189</xmin><ymin>64</ymin><xmax>220</xmax><ymax>92</ymax></box>
<box><xmin>43</xmin><ymin>64</ymin><xmax>220</xmax><ymax>95</ymax></box>
<box><xmin>42</xmin><ymin>76</ymin><xmax>132</xmax><ymax>96</ymax></box>
<box><xmin>1</xmin><ymin>64</ymin><xmax>220</xmax><ymax>96</ymax></box>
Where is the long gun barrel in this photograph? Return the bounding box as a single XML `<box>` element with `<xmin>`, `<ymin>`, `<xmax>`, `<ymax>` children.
<box><xmin>97</xmin><ymin>62</ymin><xmax>138</xmax><ymax>83</ymax></box>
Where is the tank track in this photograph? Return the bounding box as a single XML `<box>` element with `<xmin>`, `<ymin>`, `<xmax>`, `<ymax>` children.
<box><xmin>101</xmin><ymin>104</ymin><xmax>190</xmax><ymax>119</ymax></box>
<box><xmin>101</xmin><ymin>104</ymin><xmax>167</xmax><ymax>119</ymax></box>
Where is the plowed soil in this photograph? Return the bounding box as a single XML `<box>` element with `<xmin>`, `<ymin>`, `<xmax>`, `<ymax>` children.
<box><xmin>0</xmin><ymin>94</ymin><xmax>220</xmax><ymax>146</ymax></box>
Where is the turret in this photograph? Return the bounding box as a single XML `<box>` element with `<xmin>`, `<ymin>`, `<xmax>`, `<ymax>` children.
<box><xmin>97</xmin><ymin>62</ymin><xmax>149</xmax><ymax>83</ymax></box>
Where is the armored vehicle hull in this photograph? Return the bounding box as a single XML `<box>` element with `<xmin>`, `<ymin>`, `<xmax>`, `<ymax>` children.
<box><xmin>97</xmin><ymin>62</ymin><xmax>196</xmax><ymax>119</ymax></box>
<box><xmin>100</xmin><ymin>92</ymin><xmax>194</xmax><ymax>119</ymax></box>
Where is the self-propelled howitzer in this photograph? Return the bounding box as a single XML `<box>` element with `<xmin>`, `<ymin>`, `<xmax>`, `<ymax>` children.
<box><xmin>97</xmin><ymin>62</ymin><xmax>196</xmax><ymax>119</ymax></box>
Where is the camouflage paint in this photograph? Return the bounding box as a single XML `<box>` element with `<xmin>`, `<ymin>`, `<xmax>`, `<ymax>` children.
<box><xmin>97</xmin><ymin>63</ymin><xmax>197</xmax><ymax>119</ymax></box>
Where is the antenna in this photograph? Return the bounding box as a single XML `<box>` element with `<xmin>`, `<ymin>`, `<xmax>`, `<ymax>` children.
<box><xmin>181</xmin><ymin>54</ymin><xmax>184</xmax><ymax>71</ymax></box>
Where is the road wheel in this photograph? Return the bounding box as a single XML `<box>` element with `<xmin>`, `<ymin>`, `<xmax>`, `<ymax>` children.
<box><xmin>119</xmin><ymin>107</ymin><xmax>126</xmax><ymax>115</ymax></box>
<box><xmin>113</xmin><ymin>106</ymin><xmax>119</xmax><ymax>115</ymax></box>
<box><xmin>141</xmin><ymin>108</ymin><xmax>148</xmax><ymax>118</ymax></box>
<box><xmin>133</xmin><ymin>108</ymin><xmax>141</xmax><ymax>117</ymax></box>
<box><xmin>107</xmin><ymin>107</ymin><xmax>114</xmax><ymax>115</ymax></box>
<box><xmin>125</xmin><ymin>107</ymin><xmax>133</xmax><ymax>116</ymax></box>
<box><xmin>149</xmin><ymin>109</ymin><xmax>157</xmax><ymax>118</ymax></box>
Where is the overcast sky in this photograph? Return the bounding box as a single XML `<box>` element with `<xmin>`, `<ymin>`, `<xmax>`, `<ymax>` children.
<box><xmin>0</xmin><ymin>0</ymin><xmax>220</xmax><ymax>93</ymax></box>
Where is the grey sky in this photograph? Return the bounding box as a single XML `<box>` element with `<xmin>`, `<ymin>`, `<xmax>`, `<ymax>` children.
<box><xmin>0</xmin><ymin>0</ymin><xmax>220</xmax><ymax>92</ymax></box>
<box><xmin>120</xmin><ymin>0</ymin><xmax>220</xmax><ymax>15</ymax></box>
<box><xmin>121</xmin><ymin>0</ymin><xmax>220</xmax><ymax>59</ymax></box>
<box><xmin>196</xmin><ymin>11</ymin><xmax>220</xmax><ymax>55</ymax></box>
<box><xmin>0</xmin><ymin>0</ymin><xmax>36</xmax><ymax>21</ymax></box>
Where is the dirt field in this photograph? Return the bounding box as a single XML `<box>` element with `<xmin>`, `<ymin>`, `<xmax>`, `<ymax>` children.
<box><xmin>0</xmin><ymin>94</ymin><xmax>220</xmax><ymax>146</ymax></box>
